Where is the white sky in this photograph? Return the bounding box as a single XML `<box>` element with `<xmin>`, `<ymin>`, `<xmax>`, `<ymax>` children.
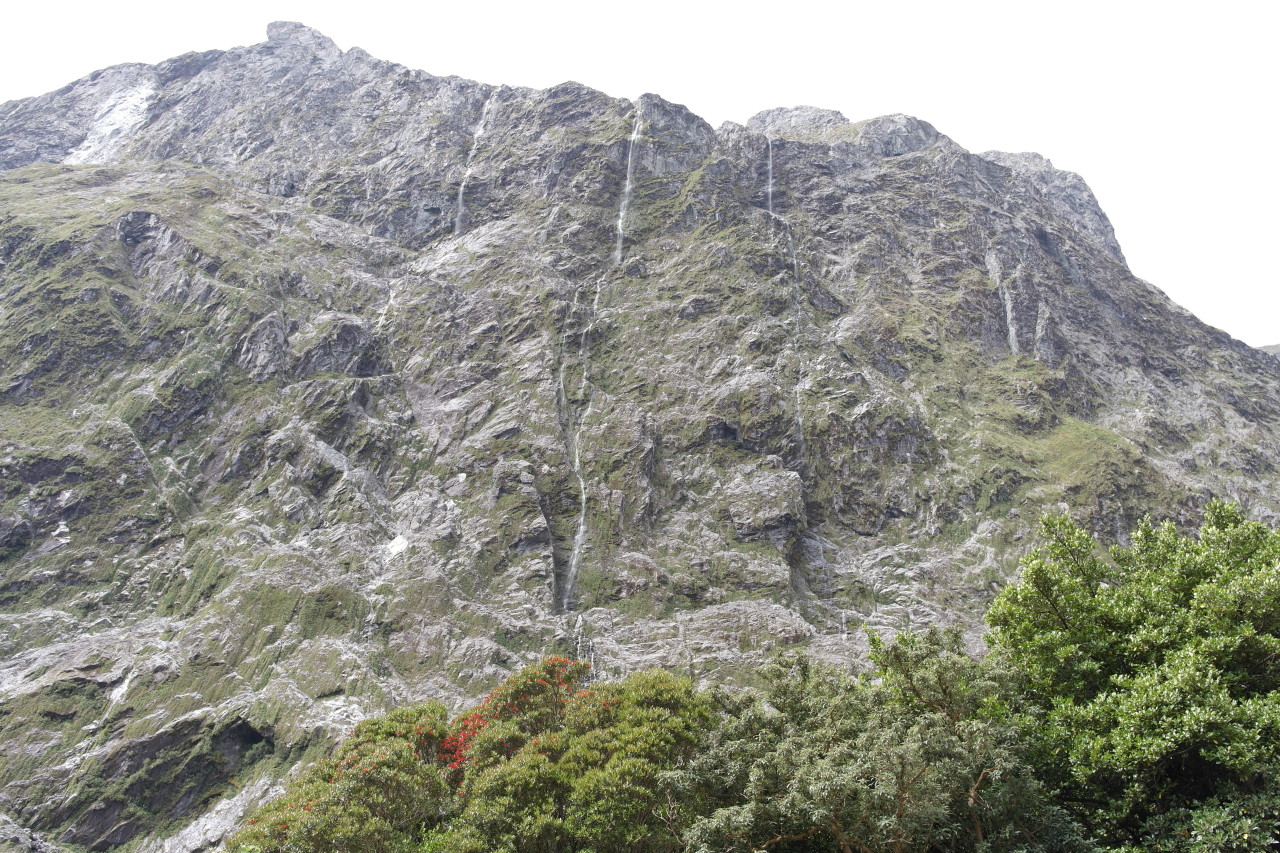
<box><xmin>3</xmin><ymin>0</ymin><xmax>1276</xmax><ymax>346</ymax></box>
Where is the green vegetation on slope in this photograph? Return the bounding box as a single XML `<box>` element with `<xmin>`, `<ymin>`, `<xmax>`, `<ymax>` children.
<box><xmin>228</xmin><ymin>656</ymin><xmax>711</xmax><ymax>853</ymax></box>
<box><xmin>674</xmin><ymin>632</ymin><xmax>1088</xmax><ymax>853</ymax></box>
<box><xmin>226</xmin><ymin>502</ymin><xmax>1280</xmax><ymax>853</ymax></box>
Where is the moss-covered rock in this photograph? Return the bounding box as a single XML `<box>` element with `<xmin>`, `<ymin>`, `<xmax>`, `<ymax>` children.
<box><xmin>1</xmin><ymin>24</ymin><xmax>1279</xmax><ymax>853</ymax></box>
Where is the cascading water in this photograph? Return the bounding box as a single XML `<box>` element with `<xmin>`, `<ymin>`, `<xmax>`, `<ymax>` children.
<box><xmin>454</xmin><ymin>91</ymin><xmax>497</xmax><ymax>235</ymax></box>
<box><xmin>572</xmin><ymin>614</ymin><xmax>598</xmax><ymax>681</ymax></box>
<box><xmin>986</xmin><ymin>250</ymin><xmax>1020</xmax><ymax>355</ymax></box>
<box><xmin>557</xmin><ymin>105</ymin><xmax>643</xmax><ymax>612</ymax></box>
<box><xmin>768</xmin><ymin>137</ymin><xmax>855</xmax><ymax>637</ymax></box>
<box><xmin>784</xmin><ymin>227</ymin><xmax>809</xmax><ymax>471</ymax></box>
<box><xmin>613</xmin><ymin>112</ymin><xmax>643</xmax><ymax>267</ymax></box>
<box><xmin>554</xmin><ymin>284</ymin><xmax>590</xmax><ymax>612</ymax></box>
<box><xmin>376</xmin><ymin>282</ymin><xmax>397</xmax><ymax>331</ymax></box>
<box><xmin>764</xmin><ymin>137</ymin><xmax>809</xmax><ymax>475</ymax></box>
<box><xmin>559</xmin><ymin>340</ymin><xmax>595</xmax><ymax>610</ymax></box>
<box><xmin>766</xmin><ymin>137</ymin><xmax>774</xmax><ymax>216</ymax></box>
<box><xmin>557</xmin><ymin>275</ymin><xmax>608</xmax><ymax>612</ymax></box>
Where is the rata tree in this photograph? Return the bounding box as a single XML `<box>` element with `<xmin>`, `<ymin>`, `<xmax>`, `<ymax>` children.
<box><xmin>225</xmin><ymin>703</ymin><xmax>453</xmax><ymax>853</ymax></box>
<box><xmin>986</xmin><ymin>502</ymin><xmax>1280</xmax><ymax>850</ymax></box>
<box><xmin>228</xmin><ymin>655</ymin><xmax>711</xmax><ymax>853</ymax></box>
<box><xmin>438</xmin><ymin>655</ymin><xmax>591</xmax><ymax>780</ymax></box>
<box><xmin>427</xmin><ymin>663</ymin><xmax>713</xmax><ymax>853</ymax></box>
<box><xmin>226</xmin><ymin>658</ymin><xmax>593</xmax><ymax>853</ymax></box>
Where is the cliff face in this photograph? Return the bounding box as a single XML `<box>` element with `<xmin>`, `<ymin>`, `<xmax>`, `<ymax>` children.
<box><xmin>2</xmin><ymin>22</ymin><xmax>1278</xmax><ymax>851</ymax></box>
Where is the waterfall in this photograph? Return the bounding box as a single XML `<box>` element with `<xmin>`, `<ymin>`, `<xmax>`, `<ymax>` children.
<box><xmin>376</xmin><ymin>281</ymin><xmax>397</xmax><ymax>331</ymax></box>
<box><xmin>987</xmin><ymin>249</ymin><xmax>1019</xmax><ymax>355</ymax></box>
<box><xmin>998</xmin><ymin>282</ymin><xmax>1020</xmax><ymax>355</ymax></box>
<box><xmin>556</xmin><ymin>107</ymin><xmax>643</xmax><ymax>611</ymax></box>
<box><xmin>784</xmin><ymin>228</ymin><xmax>801</xmax><ymax>287</ymax></box>
<box><xmin>572</xmin><ymin>614</ymin><xmax>598</xmax><ymax>676</ymax></box>
<box><xmin>675</xmin><ymin>615</ymin><xmax>695</xmax><ymax>680</ymax></box>
<box><xmin>560</xmin><ymin>390</ymin><xmax>595</xmax><ymax>611</ymax></box>
<box><xmin>552</xmin><ymin>106</ymin><xmax>645</xmax><ymax>607</ymax></box>
<box><xmin>555</xmin><ymin>283</ymin><xmax>589</xmax><ymax>612</ymax></box>
<box><xmin>454</xmin><ymin>91</ymin><xmax>497</xmax><ymax>235</ymax></box>
<box><xmin>766</xmin><ymin>137</ymin><xmax>774</xmax><ymax>215</ymax></box>
<box><xmin>766</xmin><ymin>149</ymin><xmax>809</xmax><ymax>474</ymax></box>
<box><xmin>613</xmin><ymin>111</ymin><xmax>643</xmax><ymax>267</ymax></box>
<box><xmin>557</xmin><ymin>274</ymin><xmax>606</xmax><ymax>612</ymax></box>
<box><xmin>787</xmin><ymin>232</ymin><xmax>809</xmax><ymax>470</ymax></box>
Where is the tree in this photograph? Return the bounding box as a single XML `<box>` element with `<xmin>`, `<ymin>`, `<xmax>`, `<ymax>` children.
<box><xmin>229</xmin><ymin>656</ymin><xmax>711</xmax><ymax>853</ymax></box>
<box><xmin>226</xmin><ymin>703</ymin><xmax>452</xmax><ymax>853</ymax></box>
<box><xmin>434</xmin><ymin>664</ymin><xmax>713</xmax><ymax>853</ymax></box>
<box><xmin>986</xmin><ymin>502</ymin><xmax>1280</xmax><ymax>850</ymax></box>
<box><xmin>676</xmin><ymin>629</ymin><xmax>1088</xmax><ymax>853</ymax></box>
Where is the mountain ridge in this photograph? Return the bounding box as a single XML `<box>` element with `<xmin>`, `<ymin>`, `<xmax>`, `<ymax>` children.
<box><xmin>1</xmin><ymin>22</ymin><xmax>1278</xmax><ymax>852</ymax></box>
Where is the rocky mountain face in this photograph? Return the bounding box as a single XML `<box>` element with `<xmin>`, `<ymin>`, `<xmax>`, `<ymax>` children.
<box><xmin>2</xmin><ymin>21</ymin><xmax>1278</xmax><ymax>851</ymax></box>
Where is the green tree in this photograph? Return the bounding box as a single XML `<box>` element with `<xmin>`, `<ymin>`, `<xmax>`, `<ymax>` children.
<box><xmin>987</xmin><ymin>502</ymin><xmax>1280</xmax><ymax>849</ymax></box>
<box><xmin>433</xmin><ymin>663</ymin><xmax>713</xmax><ymax>853</ymax></box>
<box><xmin>676</xmin><ymin>629</ymin><xmax>1087</xmax><ymax>853</ymax></box>
<box><xmin>226</xmin><ymin>703</ymin><xmax>452</xmax><ymax>853</ymax></box>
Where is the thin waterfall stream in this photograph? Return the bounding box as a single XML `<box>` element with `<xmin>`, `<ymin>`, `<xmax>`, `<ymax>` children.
<box><xmin>454</xmin><ymin>91</ymin><xmax>497</xmax><ymax>235</ymax></box>
<box><xmin>986</xmin><ymin>250</ymin><xmax>1020</xmax><ymax>355</ymax></box>
<box><xmin>766</xmin><ymin>137</ymin><xmax>774</xmax><ymax>216</ymax></box>
<box><xmin>785</xmin><ymin>226</ymin><xmax>809</xmax><ymax>471</ymax></box>
<box><xmin>557</xmin><ymin>107</ymin><xmax>643</xmax><ymax>612</ymax></box>
<box><xmin>559</xmin><ymin>290</ymin><xmax>599</xmax><ymax>612</ymax></box>
<box><xmin>764</xmin><ymin>137</ymin><xmax>810</xmax><ymax>475</ymax></box>
<box><xmin>767</xmin><ymin>136</ymin><xmax>851</xmax><ymax>636</ymax></box>
<box><xmin>554</xmin><ymin>283</ymin><xmax>590</xmax><ymax>612</ymax></box>
<box><xmin>613</xmin><ymin>113</ymin><xmax>643</xmax><ymax>267</ymax></box>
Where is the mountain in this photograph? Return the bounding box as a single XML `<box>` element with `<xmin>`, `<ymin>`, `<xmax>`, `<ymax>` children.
<box><xmin>2</xmin><ymin>22</ymin><xmax>1278</xmax><ymax>852</ymax></box>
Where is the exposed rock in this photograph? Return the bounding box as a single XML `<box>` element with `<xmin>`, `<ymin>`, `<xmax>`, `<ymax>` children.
<box><xmin>0</xmin><ymin>814</ymin><xmax>67</xmax><ymax>853</ymax></box>
<box><xmin>724</xmin><ymin>462</ymin><xmax>806</xmax><ymax>539</ymax></box>
<box><xmin>1</xmin><ymin>21</ymin><xmax>1278</xmax><ymax>852</ymax></box>
<box><xmin>980</xmin><ymin>150</ymin><xmax>1127</xmax><ymax>262</ymax></box>
<box><xmin>854</xmin><ymin>113</ymin><xmax>955</xmax><ymax>157</ymax></box>
<box><xmin>747</xmin><ymin>105</ymin><xmax>853</xmax><ymax>141</ymax></box>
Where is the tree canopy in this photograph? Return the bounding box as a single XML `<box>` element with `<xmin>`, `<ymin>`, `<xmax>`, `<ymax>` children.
<box><xmin>674</xmin><ymin>630</ymin><xmax>1087</xmax><ymax>853</ymax></box>
<box><xmin>987</xmin><ymin>501</ymin><xmax>1280</xmax><ymax>850</ymax></box>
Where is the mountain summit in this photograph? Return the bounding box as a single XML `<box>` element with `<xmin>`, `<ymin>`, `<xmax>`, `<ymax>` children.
<box><xmin>2</xmin><ymin>23</ymin><xmax>1278</xmax><ymax>852</ymax></box>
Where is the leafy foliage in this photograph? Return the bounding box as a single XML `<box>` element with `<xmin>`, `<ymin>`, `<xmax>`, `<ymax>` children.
<box><xmin>435</xmin><ymin>664</ymin><xmax>713</xmax><ymax>853</ymax></box>
<box><xmin>226</xmin><ymin>703</ymin><xmax>452</xmax><ymax>853</ymax></box>
<box><xmin>230</xmin><ymin>657</ymin><xmax>711</xmax><ymax>853</ymax></box>
<box><xmin>675</xmin><ymin>629</ymin><xmax>1087</xmax><ymax>853</ymax></box>
<box><xmin>987</xmin><ymin>501</ymin><xmax>1280</xmax><ymax>848</ymax></box>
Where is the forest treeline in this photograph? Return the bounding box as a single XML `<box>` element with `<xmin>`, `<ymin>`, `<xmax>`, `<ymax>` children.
<box><xmin>227</xmin><ymin>503</ymin><xmax>1280</xmax><ymax>852</ymax></box>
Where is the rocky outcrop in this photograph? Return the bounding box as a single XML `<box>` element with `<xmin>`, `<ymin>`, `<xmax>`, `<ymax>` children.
<box><xmin>2</xmin><ymin>22</ymin><xmax>1279</xmax><ymax>852</ymax></box>
<box><xmin>0</xmin><ymin>814</ymin><xmax>66</xmax><ymax>853</ymax></box>
<box><xmin>979</xmin><ymin>150</ymin><xmax>1127</xmax><ymax>263</ymax></box>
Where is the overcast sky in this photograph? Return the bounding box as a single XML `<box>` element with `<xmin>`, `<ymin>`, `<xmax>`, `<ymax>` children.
<box><xmin>3</xmin><ymin>0</ymin><xmax>1276</xmax><ymax>346</ymax></box>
